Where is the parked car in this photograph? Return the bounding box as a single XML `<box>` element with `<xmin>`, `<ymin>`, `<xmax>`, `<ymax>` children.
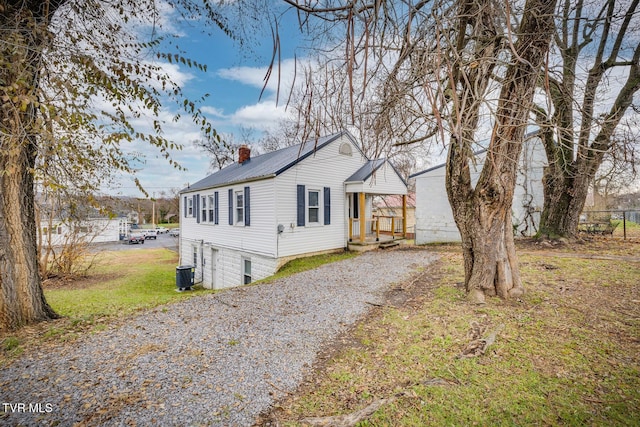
<box><xmin>125</xmin><ymin>233</ymin><xmax>145</xmax><ymax>244</ymax></box>
<box><xmin>154</xmin><ymin>226</ymin><xmax>168</xmax><ymax>234</ymax></box>
<box><xmin>169</xmin><ymin>228</ymin><xmax>180</xmax><ymax>237</ymax></box>
<box><xmin>143</xmin><ymin>229</ymin><xmax>158</xmax><ymax>240</ymax></box>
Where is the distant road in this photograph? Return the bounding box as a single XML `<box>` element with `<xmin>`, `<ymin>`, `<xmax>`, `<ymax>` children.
<box><xmin>92</xmin><ymin>232</ymin><xmax>179</xmax><ymax>253</ymax></box>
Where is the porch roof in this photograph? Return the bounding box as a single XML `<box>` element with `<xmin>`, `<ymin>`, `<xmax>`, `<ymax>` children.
<box><xmin>345</xmin><ymin>159</ymin><xmax>408</xmax><ymax>195</ymax></box>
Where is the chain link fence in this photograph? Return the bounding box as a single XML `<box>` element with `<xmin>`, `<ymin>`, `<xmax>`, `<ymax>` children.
<box><xmin>580</xmin><ymin>209</ymin><xmax>640</xmax><ymax>240</ymax></box>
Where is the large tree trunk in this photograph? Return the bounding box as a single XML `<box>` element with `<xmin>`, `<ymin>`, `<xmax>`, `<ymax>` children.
<box><xmin>0</xmin><ymin>136</ymin><xmax>58</xmax><ymax>330</ymax></box>
<box><xmin>446</xmin><ymin>0</ymin><xmax>556</xmax><ymax>303</ymax></box>
<box><xmin>536</xmin><ymin>0</ymin><xmax>640</xmax><ymax>238</ymax></box>
<box><xmin>538</xmin><ymin>165</ymin><xmax>591</xmax><ymax>238</ymax></box>
<box><xmin>0</xmin><ymin>3</ymin><xmax>60</xmax><ymax>330</ymax></box>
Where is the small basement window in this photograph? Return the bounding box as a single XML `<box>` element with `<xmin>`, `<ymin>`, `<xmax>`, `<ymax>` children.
<box><xmin>243</xmin><ymin>258</ymin><xmax>252</xmax><ymax>285</ymax></box>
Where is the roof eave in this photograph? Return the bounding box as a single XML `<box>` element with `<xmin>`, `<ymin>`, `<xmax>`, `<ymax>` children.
<box><xmin>180</xmin><ymin>174</ymin><xmax>276</xmax><ymax>194</ymax></box>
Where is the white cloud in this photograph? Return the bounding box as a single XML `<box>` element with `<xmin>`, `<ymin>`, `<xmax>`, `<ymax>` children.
<box><xmin>146</xmin><ymin>60</ymin><xmax>195</xmax><ymax>89</ymax></box>
<box><xmin>228</xmin><ymin>101</ymin><xmax>292</xmax><ymax>131</ymax></box>
<box><xmin>201</xmin><ymin>106</ymin><xmax>227</xmax><ymax>118</ymax></box>
<box><xmin>218</xmin><ymin>57</ymin><xmax>308</xmax><ymax>97</ymax></box>
<box><xmin>213</xmin><ymin>57</ymin><xmax>306</xmax><ymax>132</ymax></box>
<box><xmin>217</xmin><ymin>65</ymin><xmax>270</xmax><ymax>89</ymax></box>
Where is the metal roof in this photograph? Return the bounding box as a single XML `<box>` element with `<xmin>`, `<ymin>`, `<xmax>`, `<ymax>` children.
<box><xmin>345</xmin><ymin>159</ymin><xmax>387</xmax><ymax>182</ymax></box>
<box><xmin>182</xmin><ymin>132</ymin><xmax>349</xmax><ymax>193</ymax></box>
<box><xmin>409</xmin><ymin>129</ymin><xmax>540</xmax><ymax>179</ymax></box>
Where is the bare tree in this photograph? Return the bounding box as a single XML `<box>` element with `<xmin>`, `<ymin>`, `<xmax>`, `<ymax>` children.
<box><xmin>0</xmin><ymin>0</ymin><xmax>247</xmax><ymax>330</ymax></box>
<box><xmin>282</xmin><ymin>0</ymin><xmax>556</xmax><ymax>302</ymax></box>
<box><xmin>194</xmin><ymin>134</ymin><xmax>241</xmax><ymax>171</ymax></box>
<box><xmin>535</xmin><ymin>0</ymin><xmax>640</xmax><ymax>237</ymax></box>
<box><xmin>591</xmin><ymin>131</ymin><xmax>639</xmax><ymax>209</ymax></box>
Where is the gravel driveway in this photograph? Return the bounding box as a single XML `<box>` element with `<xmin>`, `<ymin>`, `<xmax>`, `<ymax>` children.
<box><xmin>0</xmin><ymin>248</ymin><xmax>436</xmax><ymax>426</ymax></box>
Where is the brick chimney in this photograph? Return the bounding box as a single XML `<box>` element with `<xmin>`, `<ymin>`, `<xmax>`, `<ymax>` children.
<box><xmin>238</xmin><ymin>144</ymin><xmax>251</xmax><ymax>164</ymax></box>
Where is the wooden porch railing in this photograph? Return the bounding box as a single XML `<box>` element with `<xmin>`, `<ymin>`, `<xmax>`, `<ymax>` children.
<box><xmin>349</xmin><ymin>216</ymin><xmax>405</xmax><ymax>242</ymax></box>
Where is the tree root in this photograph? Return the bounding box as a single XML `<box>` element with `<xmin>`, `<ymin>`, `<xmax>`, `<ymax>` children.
<box><xmin>300</xmin><ymin>397</ymin><xmax>395</xmax><ymax>427</ymax></box>
<box><xmin>457</xmin><ymin>323</ymin><xmax>505</xmax><ymax>358</ymax></box>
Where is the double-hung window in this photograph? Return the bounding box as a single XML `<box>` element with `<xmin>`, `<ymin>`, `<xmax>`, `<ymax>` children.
<box><xmin>235</xmin><ymin>191</ymin><xmax>244</xmax><ymax>225</ymax></box>
<box><xmin>188</xmin><ymin>197</ymin><xmax>193</xmax><ymax>217</ymax></box>
<box><xmin>308</xmin><ymin>190</ymin><xmax>320</xmax><ymax>224</ymax></box>
<box><xmin>208</xmin><ymin>195</ymin><xmax>214</xmax><ymax>223</ymax></box>
<box><xmin>201</xmin><ymin>196</ymin><xmax>207</xmax><ymax>223</ymax></box>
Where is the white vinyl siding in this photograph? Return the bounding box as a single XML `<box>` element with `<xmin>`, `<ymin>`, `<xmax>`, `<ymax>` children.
<box><xmin>181</xmin><ymin>179</ymin><xmax>276</xmax><ymax>263</ymax></box>
<box><xmin>275</xmin><ymin>135</ymin><xmax>366</xmax><ymax>258</ymax></box>
<box><xmin>413</xmin><ymin>136</ymin><xmax>546</xmax><ymax>244</ymax></box>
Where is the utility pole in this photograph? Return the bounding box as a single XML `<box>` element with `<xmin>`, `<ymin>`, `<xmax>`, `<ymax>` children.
<box><xmin>152</xmin><ymin>192</ymin><xmax>156</xmax><ymax>226</ymax></box>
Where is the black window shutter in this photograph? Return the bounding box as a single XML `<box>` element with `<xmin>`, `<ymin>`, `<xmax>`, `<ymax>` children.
<box><xmin>244</xmin><ymin>186</ymin><xmax>250</xmax><ymax>226</ymax></box>
<box><xmin>214</xmin><ymin>192</ymin><xmax>219</xmax><ymax>225</ymax></box>
<box><xmin>228</xmin><ymin>189</ymin><xmax>233</xmax><ymax>225</ymax></box>
<box><xmin>324</xmin><ymin>187</ymin><xmax>331</xmax><ymax>225</ymax></box>
<box><xmin>196</xmin><ymin>194</ymin><xmax>200</xmax><ymax>223</ymax></box>
<box><xmin>183</xmin><ymin>196</ymin><xmax>187</xmax><ymax>217</ymax></box>
<box><xmin>297</xmin><ymin>185</ymin><xmax>305</xmax><ymax>226</ymax></box>
<box><xmin>192</xmin><ymin>195</ymin><xmax>197</xmax><ymax>218</ymax></box>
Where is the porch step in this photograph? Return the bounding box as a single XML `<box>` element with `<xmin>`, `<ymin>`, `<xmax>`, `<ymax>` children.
<box><xmin>379</xmin><ymin>240</ymin><xmax>400</xmax><ymax>249</ymax></box>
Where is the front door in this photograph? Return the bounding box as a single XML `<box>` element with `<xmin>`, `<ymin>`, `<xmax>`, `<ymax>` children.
<box><xmin>350</xmin><ymin>193</ymin><xmax>359</xmax><ymax>219</ymax></box>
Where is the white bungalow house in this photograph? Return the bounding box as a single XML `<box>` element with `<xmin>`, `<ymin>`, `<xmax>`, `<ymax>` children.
<box><xmin>410</xmin><ymin>133</ymin><xmax>546</xmax><ymax>244</ymax></box>
<box><xmin>179</xmin><ymin>131</ymin><xmax>408</xmax><ymax>289</ymax></box>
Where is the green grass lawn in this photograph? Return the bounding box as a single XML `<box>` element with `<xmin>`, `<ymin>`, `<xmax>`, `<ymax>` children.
<box><xmin>268</xmin><ymin>241</ymin><xmax>640</xmax><ymax>426</ymax></box>
<box><xmin>256</xmin><ymin>250</ymin><xmax>358</xmax><ymax>284</ymax></box>
<box><xmin>44</xmin><ymin>249</ymin><xmax>358</xmax><ymax>320</ymax></box>
<box><xmin>44</xmin><ymin>249</ymin><xmax>202</xmax><ymax>320</ymax></box>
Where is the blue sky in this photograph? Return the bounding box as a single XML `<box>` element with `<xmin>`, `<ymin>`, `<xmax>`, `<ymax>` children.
<box><xmin>108</xmin><ymin>6</ymin><xmax>308</xmax><ymax>197</ymax></box>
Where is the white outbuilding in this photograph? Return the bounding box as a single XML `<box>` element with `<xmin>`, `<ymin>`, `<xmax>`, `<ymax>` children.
<box><xmin>410</xmin><ymin>133</ymin><xmax>547</xmax><ymax>244</ymax></box>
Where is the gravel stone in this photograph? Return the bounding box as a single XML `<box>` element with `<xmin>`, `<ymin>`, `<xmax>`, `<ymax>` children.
<box><xmin>0</xmin><ymin>248</ymin><xmax>436</xmax><ymax>426</ymax></box>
